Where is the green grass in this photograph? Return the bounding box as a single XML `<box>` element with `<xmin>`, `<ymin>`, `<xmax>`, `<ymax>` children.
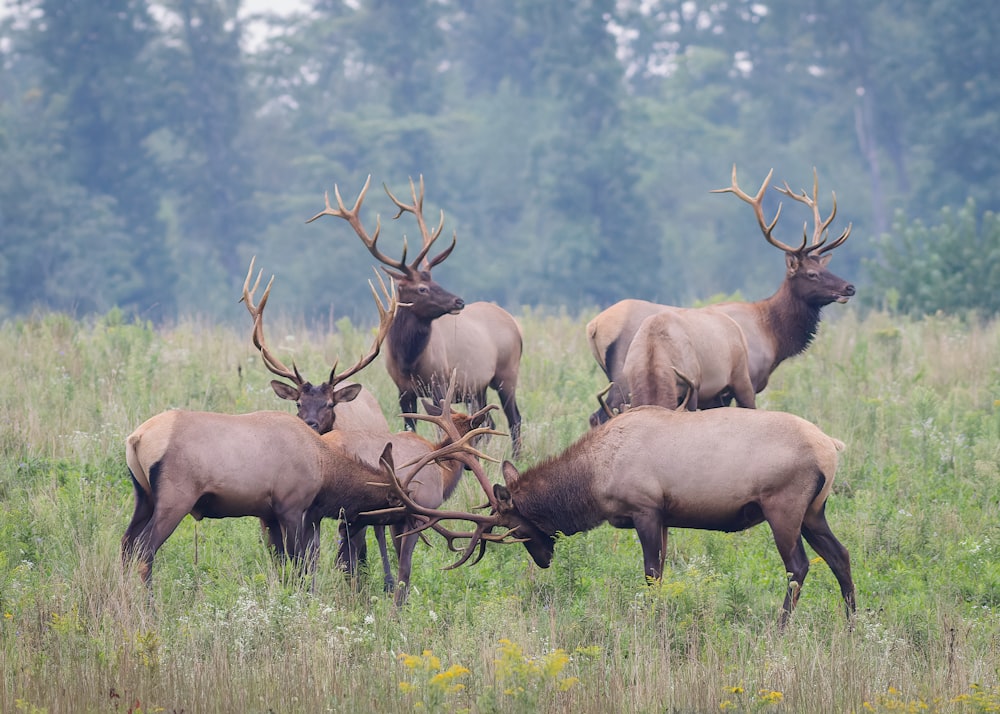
<box><xmin>1</xmin><ymin>307</ymin><xmax>1000</xmax><ymax>713</ymax></box>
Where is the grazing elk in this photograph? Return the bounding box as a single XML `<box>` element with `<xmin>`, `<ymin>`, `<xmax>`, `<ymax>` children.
<box><xmin>380</xmin><ymin>405</ymin><xmax>856</xmax><ymax>627</ymax></box>
<box><xmin>588</xmin><ymin>166</ymin><xmax>855</xmax><ymax>424</ymax></box>
<box><xmin>241</xmin><ymin>257</ymin><xmax>391</xmax><ymax>436</ymax></box>
<box><xmin>618</xmin><ymin>307</ymin><xmax>755</xmax><ymax>417</ymax></box>
<box><xmin>306</xmin><ymin>175</ymin><xmax>524</xmax><ymax>456</ymax></box>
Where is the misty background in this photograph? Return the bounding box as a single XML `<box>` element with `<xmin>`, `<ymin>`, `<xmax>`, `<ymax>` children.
<box><xmin>1</xmin><ymin>0</ymin><xmax>998</xmax><ymax>325</ymax></box>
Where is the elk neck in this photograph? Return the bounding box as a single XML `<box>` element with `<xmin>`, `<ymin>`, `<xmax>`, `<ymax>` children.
<box><xmin>509</xmin><ymin>436</ymin><xmax>607</xmax><ymax>538</ymax></box>
<box><xmin>313</xmin><ymin>448</ymin><xmax>398</xmax><ymax>524</ymax></box>
<box><xmin>759</xmin><ymin>280</ymin><xmax>823</xmax><ymax>366</ymax></box>
<box><xmin>388</xmin><ymin>306</ymin><xmax>435</xmax><ymax>376</ymax></box>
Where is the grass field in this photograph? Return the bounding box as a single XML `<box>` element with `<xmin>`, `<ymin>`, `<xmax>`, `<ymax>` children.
<box><xmin>1</xmin><ymin>306</ymin><xmax>999</xmax><ymax>713</ymax></box>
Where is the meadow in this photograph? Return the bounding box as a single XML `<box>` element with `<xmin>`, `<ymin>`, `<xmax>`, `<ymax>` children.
<box><xmin>1</xmin><ymin>306</ymin><xmax>999</xmax><ymax>713</ymax></box>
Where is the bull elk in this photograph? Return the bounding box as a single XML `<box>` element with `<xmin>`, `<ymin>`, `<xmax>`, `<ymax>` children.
<box><xmin>378</xmin><ymin>405</ymin><xmax>856</xmax><ymax>627</ymax></box>
<box><xmin>120</xmin><ymin>404</ymin><xmax>498</xmax><ymax>594</ymax></box>
<box><xmin>241</xmin><ymin>257</ymin><xmax>391</xmax><ymax>436</ymax></box>
<box><xmin>588</xmin><ymin>165</ymin><xmax>855</xmax><ymax>424</ymax></box>
<box><xmin>241</xmin><ymin>261</ymin><xmax>500</xmax><ymax>602</ymax></box>
<box><xmin>306</xmin><ymin>175</ymin><xmax>524</xmax><ymax>456</ymax></box>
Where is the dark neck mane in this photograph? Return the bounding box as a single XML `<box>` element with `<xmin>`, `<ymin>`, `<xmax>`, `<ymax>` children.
<box><xmin>389</xmin><ymin>308</ymin><xmax>433</xmax><ymax>375</ymax></box>
<box><xmin>514</xmin><ymin>434</ymin><xmax>605</xmax><ymax>537</ymax></box>
<box><xmin>759</xmin><ymin>281</ymin><xmax>823</xmax><ymax>367</ymax></box>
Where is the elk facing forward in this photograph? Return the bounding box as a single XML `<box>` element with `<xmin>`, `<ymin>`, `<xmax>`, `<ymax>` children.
<box><xmin>588</xmin><ymin>166</ymin><xmax>855</xmax><ymax>424</ymax></box>
<box><xmin>307</xmin><ymin>176</ymin><xmax>523</xmax><ymax>456</ymax></box>
<box><xmin>384</xmin><ymin>405</ymin><xmax>856</xmax><ymax>626</ymax></box>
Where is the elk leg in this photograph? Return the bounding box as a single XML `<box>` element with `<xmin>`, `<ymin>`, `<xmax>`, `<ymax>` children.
<box><xmin>768</xmin><ymin>520</ymin><xmax>811</xmax><ymax>628</ymax></box>
<box><xmin>493</xmin><ymin>381</ymin><xmax>522</xmax><ymax>457</ymax></box>
<box><xmin>801</xmin><ymin>511</ymin><xmax>856</xmax><ymax>618</ymax></box>
<box><xmin>121</xmin><ymin>486</ymin><xmax>154</xmax><ymax>568</ymax></box>
<box><xmin>132</xmin><ymin>499</ymin><xmax>195</xmax><ymax>584</ymax></box>
<box><xmin>399</xmin><ymin>389</ymin><xmax>419</xmax><ymax>432</ymax></box>
<box><xmin>632</xmin><ymin>515</ymin><xmax>668</xmax><ymax>583</ymax></box>
<box><xmin>259</xmin><ymin>517</ymin><xmax>287</xmax><ymax>561</ymax></box>
<box><xmin>374</xmin><ymin>526</ymin><xmax>396</xmax><ymax>593</ymax></box>
<box><xmin>393</xmin><ymin>528</ymin><xmax>420</xmax><ymax>606</ymax></box>
<box><xmin>335</xmin><ymin>521</ymin><xmax>367</xmax><ymax>575</ymax></box>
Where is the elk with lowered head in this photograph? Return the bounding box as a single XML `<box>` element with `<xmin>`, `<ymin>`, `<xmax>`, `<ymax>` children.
<box><xmin>307</xmin><ymin>176</ymin><xmax>524</xmax><ymax>456</ymax></box>
<box><xmin>381</xmin><ymin>405</ymin><xmax>856</xmax><ymax>627</ymax></box>
<box><xmin>588</xmin><ymin>165</ymin><xmax>855</xmax><ymax>424</ymax></box>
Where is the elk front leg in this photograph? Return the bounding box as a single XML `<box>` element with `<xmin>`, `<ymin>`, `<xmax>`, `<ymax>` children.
<box><xmin>631</xmin><ymin>515</ymin><xmax>668</xmax><ymax>584</ymax></box>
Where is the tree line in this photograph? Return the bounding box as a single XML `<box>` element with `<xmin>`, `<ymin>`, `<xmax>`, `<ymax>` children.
<box><xmin>1</xmin><ymin>0</ymin><xmax>998</xmax><ymax>324</ymax></box>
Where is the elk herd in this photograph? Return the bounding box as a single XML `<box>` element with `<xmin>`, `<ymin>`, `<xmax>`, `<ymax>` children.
<box><xmin>122</xmin><ymin>166</ymin><xmax>857</xmax><ymax>625</ymax></box>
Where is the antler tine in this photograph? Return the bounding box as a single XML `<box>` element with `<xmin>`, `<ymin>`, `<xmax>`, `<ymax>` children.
<box><xmin>775</xmin><ymin>167</ymin><xmax>850</xmax><ymax>254</ymax></box>
<box><xmin>240</xmin><ymin>257</ymin><xmax>304</xmax><ymax>385</ymax></box>
<box><xmin>712</xmin><ymin>164</ymin><xmax>804</xmax><ymax>254</ymax></box>
<box><xmin>329</xmin><ymin>273</ymin><xmax>399</xmax><ymax>387</ymax></box>
<box><xmin>307</xmin><ymin>175</ymin><xmax>410</xmax><ymax>273</ymax></box>
<box><xmin>368</xmin><ymin>448</ymin><xmax>519</xmax><ymax>570</ymax></box>
<box><xmin>383</xmin><ymin>175</ymin><xmax>454</xmax><ymax>271</ymax></box>
<box><xmin>596</xmin><ymin>383</ymin><xmax>620</xmax><ymax>420</ymax></box>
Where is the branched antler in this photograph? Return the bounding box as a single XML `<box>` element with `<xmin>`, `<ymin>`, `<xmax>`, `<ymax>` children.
<box><xmin>774</xmin><ymin>167</ymin><xmax>853</xmax><ymax>255</ymax></box>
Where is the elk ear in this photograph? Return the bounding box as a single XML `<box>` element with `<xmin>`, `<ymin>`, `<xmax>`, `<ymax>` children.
<box><xmin>333</xmin><ymin>383</ymin><xmax>363</xmax><ymax>404</ymax></box>
<box><xmin>378</xmin><ymin>442</ymin><xmax>394</xmax><ymax>472</ymax></box>
<box><xmin>785</xmin><ymin>252</ymin><xmax>801</xmax><ymax>274</ymax></box>
<box><xmin>421</xmin><ymin>399</ymin><xmax>444</xmax><ymax>416</ymax></box>
<box><xmin>501</xmin><ymin>460</ymin><xmax>520</xmax><ymax>488</ymax></box>
<box><xmin>270</xmin><ymin>380</ymin><xmax>299</xmax><ymax>402</ymax></box>
<box><xmin>493</xmin><ymin>483</ymin><xmax>513</xmax><ymax>512</ymax></box>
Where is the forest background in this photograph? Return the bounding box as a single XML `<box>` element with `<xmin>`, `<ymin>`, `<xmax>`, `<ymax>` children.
<box><xmin>2</xmin><ymin>0</ymin><xmax>999</xmax><ymax>325</ymax></box>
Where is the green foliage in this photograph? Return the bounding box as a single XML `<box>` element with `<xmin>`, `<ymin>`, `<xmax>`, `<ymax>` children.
<box><xmin>1</xmin><ymin>309</ymin><xmax>1000</xmax><ymax>712</ymax></box>
<box><xmin>865</xmin><ymin>199</ymin><xmax>1000</xmax><ymax>316</ymax></box>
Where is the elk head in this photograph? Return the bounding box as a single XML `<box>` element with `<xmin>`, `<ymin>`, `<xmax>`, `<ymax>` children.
<box><xmin>712</xmin><ymin>165</ymin><xmax>856</xmax><ymax>309</ymax></box>
<box><xmin>306</xmin><ymin>175</ymin><xmax>465</xmax><ymax>324</ymax></box>
<box><xmin>241</xmin><ymin>256</ymin><xmax>396</xmax><ymax>434</ymax></box>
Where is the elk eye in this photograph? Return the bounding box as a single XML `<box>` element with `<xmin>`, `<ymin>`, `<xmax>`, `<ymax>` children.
<box><xmin>418</xmin><ymin>285</ymin><xmax>429</xmax><ymax>295</ymax></box>
<box><xmin>326</xmin><ymin>402</ymin><xmax>335</xmax><ymax>409</ymax></box>
<box><xmin>807</xmin><ymin>271</ymin><xmax>819</xmax><ymax>280</ymax></box>
<box><xmin>295</xmin><ymin>403</ymin><xmax>301</xmax><ymax>408</ymax></box>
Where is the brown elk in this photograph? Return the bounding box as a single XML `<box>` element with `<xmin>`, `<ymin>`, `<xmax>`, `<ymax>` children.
<box><xmin>619</xmin><ymin>307</ymin><xmax>755</xmax><ymax>416</ymax></box>
<box><xmin>241</xmin><ymin>261</ymin><xmax>500</xmax><ymax>601</ymax></box>
<box><xmin>241</xmin><ymin>257</ymin><xmax>391</xmax><ymax>436</ymax></box>
<box><xmin>306</xmin><ymin>175</ymin><xmax>524</xmax><ymax>456</ymax></box>
<box><xmin>588</xmin><ymin>166</ymin><xmax>855</xmax><ymax>424</ymax></box>
<box><xmin>379</xmin><ymin>405</ymin><xmax>856</xmax><ymax>627</ymax></box>
<box><xmin>120</xmin><ymin>404</ymin><xmax>497</xmax><ymax>593</ymax></box>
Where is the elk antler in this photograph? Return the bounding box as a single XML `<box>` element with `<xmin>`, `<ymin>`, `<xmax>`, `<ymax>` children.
<box><xmin>241</xmin><ymin>257</ymin><xmax>398</xmax><ymax>389</ymax></box>
<box><xmin>383</xmin><ymin>176</ymin><xmax>457</xmax><ymax>271</ymax></box>
<box><xmin>774</xmin><ymin>167</ymin><xmax>853</xmax><ymax>256</ymax></box>
<box><xmin>241</xmin><ymin>256</ymin><xmax>305</xmax><ymax>386</ymax></box>
<box><xmin>328</xmin><ymin>270</ymin><xmax>399</xmax><ymax>389</ymax></box>
<box><xmin>712</xmin><ymin>165</ymin><xmax>805</xmax><ymax>255</ymax></box>
<box><xmin>368</xmin><ymin>444</ymin><xmax>522</xmax><ymax>570</ymax></box>
<box><xmin>305</xmin><ymin>175</ymin><xmax>411</xmax><ymax>274</ymax></box>
<box><xmin>399</xmin><ymin>370</ymin><xmax>505</xmax><ymax>508</ymax></box>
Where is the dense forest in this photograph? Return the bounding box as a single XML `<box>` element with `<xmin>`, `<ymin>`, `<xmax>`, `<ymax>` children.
<box><xmin>1</xmin><ymin>0</ymin><xmax>998</xmax><ymax>324</ymax></box>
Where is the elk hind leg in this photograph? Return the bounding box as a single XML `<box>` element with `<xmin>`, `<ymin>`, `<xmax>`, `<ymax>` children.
<box><xmin>632</xmin><ymin>515</ymin><xmax>668</xmax><ymax>584</ymax></box>
<box><xmin>121</xmin><ymin>484</ymin><xmax>154</xmax><ymax>568</ymax></box>
<box><xmin>801</xmin><ymin>506</ymin><xmax>856</xmax><ymax>618</ymax></box>
<box><xmin>767</xmin><ymin>519</ymin><xmax>811</xmax><ymax>628</ymax></box>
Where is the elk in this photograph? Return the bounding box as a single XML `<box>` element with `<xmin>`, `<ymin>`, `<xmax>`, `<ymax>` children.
<box><xmin>306</xmin><ymin>175</ymin><xmax>524</xmax><ymax>456</ymax></box>
<box><xmin>588</xmin><ymin>166</ymin><xmax>855</xmax><ymax>424</ymax></box>
<box><xmin>618</xmin><ymin>307</ymin><xmax>755</xmax><ymax>416</ymax></box>
<box><xmin>241</xmin><ymin>256</ymin><xmax>391</xmax><ymax>436</ymax></box>
<box><xmin>241</xmin><ymin>261</ymin><xmax>499</xmax><ymax>601</ymax></box>
<box><xmin>379</xmin><ymin>405</ymin><xmax>856</xmax><ymax>627</ymax></box>
<box><xmin>120</xmin><ymin>404</ymin><xmax>497</xmax><ymax>593</ymax></box>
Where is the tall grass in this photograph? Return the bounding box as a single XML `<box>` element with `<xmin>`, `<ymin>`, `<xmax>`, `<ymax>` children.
<box><xmin>1</xmin><ymin>306</ymin><xmax>999</xmax><ymax>713</ymax></box>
